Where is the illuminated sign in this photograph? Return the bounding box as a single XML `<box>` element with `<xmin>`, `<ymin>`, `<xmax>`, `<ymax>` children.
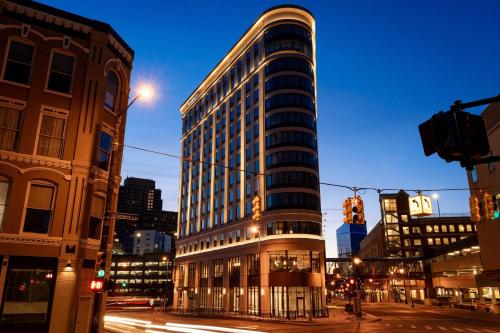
<box><xmin>409</xmin><ymin>195</ymin><xmax>433</xmax><ymax>216</ymax></box>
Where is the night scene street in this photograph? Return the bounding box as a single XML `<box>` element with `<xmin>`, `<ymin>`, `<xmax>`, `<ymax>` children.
<box><xmin>0</xmin><ymin>1</ymin><xmax>499</xmax><ymax>333</ymax></box>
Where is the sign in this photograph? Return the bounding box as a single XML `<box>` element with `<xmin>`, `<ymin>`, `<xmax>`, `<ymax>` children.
<box><xmin>409</xmin><ymin>195</ymin><xmax>432</xmax><ymax>216</ymax></box>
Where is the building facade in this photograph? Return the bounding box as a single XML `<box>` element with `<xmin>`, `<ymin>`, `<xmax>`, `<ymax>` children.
<box><xmin>0</xmin><ymin>1</ymin><xmax>133</xmax><ymax>332</ymax></box>
<box><xmin>174</xmin><ymin>6</ymin><xmax>326</xmax><ymax>318</ymax></box>
<box><xmin>361</xmin><ymin>190</ymin><xmax>476</xmax><ymax>258</ymax></box>
<box><xmin>336</xmin><ymin>223</ymin><xmax>367</xmax><ymax>258</ymax></box>
<box><xmin>109</xmin><ymin>252</ymin><xmax>174</xmax><ymax>304</ymax></box>
<box><xmin>466</xmin><ymin>101</ymin><xmax>500</xmax><ymax>310</ymax></box>
<box><xmin>117</xmin><ymin>177</ymin><xmax>162</xmax><ymax>214</ymax></box>
<box><xmin>132</xmin><ymin>229</ymin><xmax>172</xmax><ymax>255</ymax></box>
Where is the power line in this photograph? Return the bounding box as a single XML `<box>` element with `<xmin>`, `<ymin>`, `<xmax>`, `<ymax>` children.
<box><xmin>123</xmin><ymin>143</ymin><xmax>499</xmax><ymax>194</ymax></box>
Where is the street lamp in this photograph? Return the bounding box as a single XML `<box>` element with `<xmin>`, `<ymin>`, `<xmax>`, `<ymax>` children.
<box><xmin>399</xmin><ymin>268</ymin><xmax>408</xmax><ymax>304</ymax></box>
<box><xmin>353</xmin><ymin>257</ymin><xmax>362</xmax><ymax>266</ymax></box>
<box><xmin>94</xmin><ymin>81</ymin><xmax>156</xmax><ymax>332</ymax></box>
<box><xmin>432</xmin><ymin>193</ymin><xmax>441</xmax><ymax>217</ymax></box>
<box><xmin>250</xmin><ymin>225</ymin><xmax>261</xmax><ymax>257</ymax></box>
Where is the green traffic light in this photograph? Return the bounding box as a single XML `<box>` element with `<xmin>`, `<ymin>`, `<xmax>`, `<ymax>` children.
<box><xmin>494</xmin><ymin>210</ymin><xmax>500</xmax><ymax>219</ymax></box>
<box><xmin>97</xmin><ymin>269</ymin><xmax>105</xmax><ymax>278</ymax></box>
<box><xmin>121</xmin><ymin>282</ymin><xmax>127</xmax><ymax>287</ymax></box>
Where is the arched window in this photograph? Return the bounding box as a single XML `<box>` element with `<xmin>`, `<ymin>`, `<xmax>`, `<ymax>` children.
<box><xmin>105</xmin><ymin>72</ymin><xmax>118</xmax><ymax>110</ymax></box>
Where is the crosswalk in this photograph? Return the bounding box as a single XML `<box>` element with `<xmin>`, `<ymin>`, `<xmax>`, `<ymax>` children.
<box><xmin>382</xmin><ymin>322</ymin><xmax>499</xmax><ymax>332</ymax></box>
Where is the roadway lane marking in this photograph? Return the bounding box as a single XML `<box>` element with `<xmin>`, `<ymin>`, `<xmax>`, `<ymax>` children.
<box><xmin>411</xmin><ymin>325</ymin><xmax>417</xmax><ymax>329</ymax></box>
<box><xmin>466</xmin><ymin>329</ymin><xmax>481</xmax><ymax>333</ymax></box>
<box><xmin>438</xmin><ymin>326</ymin><xmax>448</xmax><ymax>331</ymax></box>
<box><xmin>425</xmin><ymin>326</ymin><xmax>433</xmax><ymax>330</ymax></box>
<box><xmin>452</xmin><ymin>328</ymin><xmax>464</xmax><ymax>332</ymax></box>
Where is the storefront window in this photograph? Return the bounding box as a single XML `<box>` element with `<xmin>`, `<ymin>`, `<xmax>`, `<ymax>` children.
<box><xmin>1</xmin><ymin>265</ymin><xmax>55</xmax><ymax>324</ymax></box>
<box><xmin>269</xmin><ymin>250</ymin><xmax>320</xmax><ymax>273</ymax></box>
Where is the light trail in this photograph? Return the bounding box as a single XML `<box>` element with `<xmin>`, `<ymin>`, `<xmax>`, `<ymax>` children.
<box><xmin>165</xmin><ymin>322</ymin><xmax>268</xmax><ymax>333</ymax></box>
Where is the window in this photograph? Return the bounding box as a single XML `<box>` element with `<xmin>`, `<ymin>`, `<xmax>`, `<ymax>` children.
<box><xmin>0</xmin><ymin>260</ymin><xmax>56</xmax><ymax>325</ymax></box>
<box><xmin>426</xmin><ymin>225</ymin><xmax>433</xmax><ymax>233</ymax></box>
<box><xmin>105</xmin><ymin>72</ymin><xmax>119</xmax><ymax>110</ymax></box>
<box><xmin>3</xmin><ymin>41</ymin><xmax>34</xmax><ymax>84</ymax></box>
<box><xmin>441</xmin><ymin>225</ymin><xmax>447</xmax><ymax>232</ymax></box>
<box><xmin>466</xmin><ymin>224</ymin><xmax>472</xmax><ymax>232</ymax></box>
<box><xmin>402</xmin><ymin>227</ymin><xmax>409</xmax><ymax>235</ymax></box>
<box><xmin>427</xmin><ymin>238</ymin><xmax>434</xmax><ymax>245</ymax></box>
<box><xmin>449</xmin><ymin>225</ymin><xmax>455</xmax><ymax>232</ymax></box>
<box><xmin>414</xmin><ymin>239</ymin><xmax>422</xmax><ymax>246</ymax></box>
<box><xmin>47</xmin><ymin>52</ymin><xmax>75</xmax><ymax>94</ymax></box>
<box><xmin>89</xmin><ymin>195</ymin><xmax>105</xmax><ymax>239</ymax></box>
<box><xmin>97</xmin><ymin>130</ymin><xmax>112</xmax><ymax>170</ymax></box>
<box><xmin>23</xmin><ymin>183</ymin><xmax>55</xmax><ymax>234</ymax></box>
<box><xmin>383</xmin><ymin>199</ymin><xmax>397</xmax><ymax>212</ymax></box>
<box><xmin>37</xmin><ymin>114</ymin><xmax>66</xmax><ymax>158</ymax></box>
<box><xmin>0</xmin><ymin>178</ymin><xmax>10</xmax><ymax>230</ymax></box>
<box><xmin>0</xmin><ymin>106</ymin><xmax>22</xmax><ymax>151</ymax></box>
<box><xmin>458</xmin><ymin>225</ymin><xmax>465</xmax><ymax>232</ymax></box>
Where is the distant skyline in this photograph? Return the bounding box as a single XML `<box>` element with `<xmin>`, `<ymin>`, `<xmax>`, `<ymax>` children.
<box><xmin>43</xmin><ymin>0</ymin><xmax>500</xmax><ymax>257</ymax></box>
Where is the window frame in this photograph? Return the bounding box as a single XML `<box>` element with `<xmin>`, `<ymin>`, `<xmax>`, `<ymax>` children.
<box><xmin>1</xmin><ymin>38</ymin><xmax>35</xmax><ymax>87</ymax></box>
<box><xmin>104</xmin><ymin>71</ymin><xmax>120</xmax><ymax>113</ymax></box>
<box><xmin>34</xmin><ymin>107</ymin><xmax>68</xmax><ymax>159</ymax></box>
<box><xmin>44</xmin><ymin>49</ymin><xmax>76</xmax><ymax>96</ymax></box>
<box><xmin>97</xmin><ymin>126</ymin><xmax>114</xmax><ymax>171</ymax></box>
<box><xmin>0</xmin><ymin>98</ymin><xmax>26</xmax><ymax>151</ymax></box>
<box><xmin>21</xmin><ymin>181</ymin><xmax>57</xmax><ymax>235</ymax></box>
<box><xmin>0</xmin><ymin>176</ymin><xmax>11</xmax><ymax>232</ymax></box>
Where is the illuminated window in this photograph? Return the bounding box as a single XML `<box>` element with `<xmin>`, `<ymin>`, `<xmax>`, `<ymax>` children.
<box><xmin>449</xmin><ymin>225</ymin><xmax>455</xmax><ymax>232</ymax></box>
<box><xmin>466</xmin><ymin>224</ymin><xmax>472</xmax><ymax>232</ymax></box>
<box><xmin>435</xmin><ymin>238</ymin><xmax>441</xmax><ymax>245</ymax></box>
<box><xmin>414</xmin><ymin>239</ymin><xmax>422</xmax><ymax>246</ymax></box>
<box><xmin>412</xmin><ymin>227</ymin><xmax>420</xmax><ymax>234</ymax></box>
<box><xmin>458</xmin><ymin>225</ymin><xmax>465</xmax><ymax>232</ymax></box>
<box><xmin>0</xmin><ymin>178</ymin><xmax>10</xmax><ymax>230</ymax></box>
<box><xmin>426</xmin><ymin>225</ymin><xmax>433</xmax><ymax>233</ymax></box>
<box><xmin>433</xmin><ymin>225</ymin><xmax>439</xmax><ymax>233</ymax></box>
<box><xmin>441</xmin><ymin>225</ymin><xmax>447</xmax><ymax>233</ymax></box>
<box><xmin>403</xmin><ymin>239</ymin><xmax>411</xmax><ymax>246</ymax></box>
<box><xmin>427</xmin><ymin>238</ymin><xmax>434</xmax><ymax>245</ymax></box>
<box><xmin>443</xmin><ymin>238</ymin><xmax>449</xmax><ymax>245</ymax></box>
<box><xmin>451</xmin><ymin>237</ymin><xmax>456</xmax><ymax>243</ymax></box>
<box><xmin>383</xmin><ymin>199</ymin><xmax>397</xmax><ymax>212</ymax></box>
<box><xmin>401</xmin><ymin>215</ymin><xmax>408</xmax><ymax>222</ymax></box>
<box><xmin>402</xmin><ymin>227</ymin><xmax>409</xmax><ymax>235</ymax></box>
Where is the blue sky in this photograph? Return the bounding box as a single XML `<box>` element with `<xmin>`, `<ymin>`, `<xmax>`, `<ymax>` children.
<box><xmin>44</xmin><ymin>0</ymin><xmax>500</xmax><ymax>257</ymax></box>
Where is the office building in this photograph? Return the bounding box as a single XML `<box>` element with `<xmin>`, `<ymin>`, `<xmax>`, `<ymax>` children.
<box><xmin>174</xmin><ymin>6</ymin><xmax>326</xmax><ymax>318</ymax></box>
<box><xmin>361</xmin><ymin>190</ymin><xmax>476</xmax><ymax>258</ymax></box>
<box><xmin>109</xmin><ymin>252</ymin><xmax>174</xmax><ymax>304</ymax></box>
<box><xmin>336</xmin><ymin>223</ymin><xmax>367</xmax><ymax>257</ymax></box>
<box><xmin>133</xmin><ymin>230</ymin><xmax>173</xmax><ymax>255</ymax></box>
<box><xmin>0</xmin><ymin>0</ymin><xmax>133</xmax><ymax>332</ymax></box>
<box><xmin>118</xmin><ymin>177</ymin><xmax>162</xmax><ymax>214</ymax></box>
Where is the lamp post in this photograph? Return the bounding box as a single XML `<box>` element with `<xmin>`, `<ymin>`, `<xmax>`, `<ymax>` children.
<box><xmin>352</xmin><ymin>257</ymin><xmax>362</xmax><ymax>318</ymax></box>
<box><xmin>399</xmin><ymin>268</ymin><xmax>408</xmax><ymax>304</ymax></box>
<box><xmin>432</xmin><ymin>193</ymin><xmax>441</xmax><ymax>217</ymax></box>
<box><xmin>92</xmin><ymin>83</ymin><xmax>155</xmax><ymax>333</ymax></box>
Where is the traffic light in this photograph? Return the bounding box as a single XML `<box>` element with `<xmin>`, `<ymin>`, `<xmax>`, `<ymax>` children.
<box><xmin>342</xmin><ymin>198</ymin><xmax>353</xmax><ymax>224</ymax></box>
<box><xmin>352</xmin><ymin>196</ymin><xmax>365</xmax><ymax>224</ymax></box>
<box><xmin>252</xmin><ymin>195</ymin><xmax>262</xmax><ymax>221</ymax></box>
<box><xmin>419</xmin><ymin>110</ymin><xmax>489</xmax><ymax>163</ymax></box>
<box><xmin>104</xmin><ymin>279</ymin><xmax>115</xmax><ymax>291</ymax></box>
<box><xmin>483</xmin><ymin>193</ymin><xmax>496</xmax><ymax>221</ymax></box>
<box><xmin>96</xmin><ymin>252</ymin><xmax>106</xmax><ymax>279</ymax></box>
<box><xmin>90</xmin><ymin>279</ymin><xmax>104</xmax><ymax>292</ymax></box>
<box><xmin>469</xmin><ymin>196</ymin><xmax>481</xmax><ymax>222</ymax></box>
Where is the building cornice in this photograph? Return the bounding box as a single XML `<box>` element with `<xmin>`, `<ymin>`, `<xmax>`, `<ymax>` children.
<box><xmin>0</xmin><ymin>233</ymin><xmax>62</xmax><ymax>247</ymax></box>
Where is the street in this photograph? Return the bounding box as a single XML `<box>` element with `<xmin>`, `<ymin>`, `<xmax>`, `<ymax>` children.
<box><xmin>104</xmin><ymin>303</ymin><xmax>500</xmax><ymax>333</ymax></box>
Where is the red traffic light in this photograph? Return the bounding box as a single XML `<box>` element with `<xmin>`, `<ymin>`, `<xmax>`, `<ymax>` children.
<box><xmin>349</xmin><ymin>278</ymin><xmax>355</xmax><ymax>285</ymax></box>
<box><xmin>90</xmin><ymin>279</ymin><xmax>104</xmax><ymax>292</ymax></box>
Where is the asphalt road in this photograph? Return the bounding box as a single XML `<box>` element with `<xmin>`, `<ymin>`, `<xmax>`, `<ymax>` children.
<box><xmin>104</xmin><ymin>303</ymin><xmax>500</xmax><ymax>333</ymax></box>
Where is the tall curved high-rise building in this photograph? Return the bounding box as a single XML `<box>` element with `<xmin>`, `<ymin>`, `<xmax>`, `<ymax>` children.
<box><xmin>175</xmin><ymin>5</ymin><xmax>326</xmax><ymax>318</ymax></box>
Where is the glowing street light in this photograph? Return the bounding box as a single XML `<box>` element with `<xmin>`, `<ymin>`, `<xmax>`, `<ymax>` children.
<box><xmin>431</xmin><ymin>193</ymin><xmax>441</xmax><ymax>216</ymax></box>
<box><xmin>353</xmin><ymin>257</ymin><xmax>362</xmax><ymax>265</ymax></box>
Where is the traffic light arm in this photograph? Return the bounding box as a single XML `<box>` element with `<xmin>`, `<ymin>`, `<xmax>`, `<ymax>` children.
<box><xmin>450</xmin><ymin>94</ymin><xmax>500</xmax><ymax>112</ymax></box>
<box><xmin>461</xmin><ymin>155</ymin><xmax>500</xmax><ymax>170</ymax></box>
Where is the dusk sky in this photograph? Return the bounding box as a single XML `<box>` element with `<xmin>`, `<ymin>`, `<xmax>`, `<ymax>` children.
<box><xmin>44</xmin><ymin>0</ymin><xmax>500</xmax><ymax>257</ymax></box>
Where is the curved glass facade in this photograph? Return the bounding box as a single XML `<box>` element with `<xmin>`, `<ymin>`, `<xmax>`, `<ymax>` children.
<box><xmin>266</xmin><ymin>150</ymin><xmax>317</xmax><ymax>169</ymax></box>
<box><xmin>266</xmin><ymin>221</ymin><xmax>321</xmax><ymax>236</ymax></box>
<box><xmin>265</xmin><ymin>93</ymin><xmax>315</xmax><ymax>113</ymax></box>
<box><xmin>265</xmin><ymin>57</ymin><xmax>313</xmax><ymax>77</ymax></box>
<box><xmin>265</xmin><ymin>111</ymin><xmax>316</xmax><ymax>130</ymax></box>
<box><xmin>266</xmin><ymin>192</ymin><xmax>320</xmax><ymax>211</ymax></box>
<box><xmin>264</xmin><ymin>24</ymin><xmax>312</xmax><ymax>57</ymax></box>
<box><xmin>266</xmin><ymin>171</ymin><xmax>319</xmax><ymax>190</ymax></box>
<box><xmin>265</xmin><ymin>74</ymin><xmax>314</xmax><ymax>94</ymax></box>
<box><xmin>266</xmin><ymin>130</ymin><xmax>316</xmax><ymax>149</ymax></box>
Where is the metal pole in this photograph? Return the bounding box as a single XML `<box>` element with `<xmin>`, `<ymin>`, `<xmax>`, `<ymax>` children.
<box><xmin>437</xmin><ymin>198</ymin><xmax>441</xmax><ymax>217</ymax></box>
<box><xmin>92</xmin><ymin>93</ymin><xmax>140</xmax><ymax>333</ymax></box>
